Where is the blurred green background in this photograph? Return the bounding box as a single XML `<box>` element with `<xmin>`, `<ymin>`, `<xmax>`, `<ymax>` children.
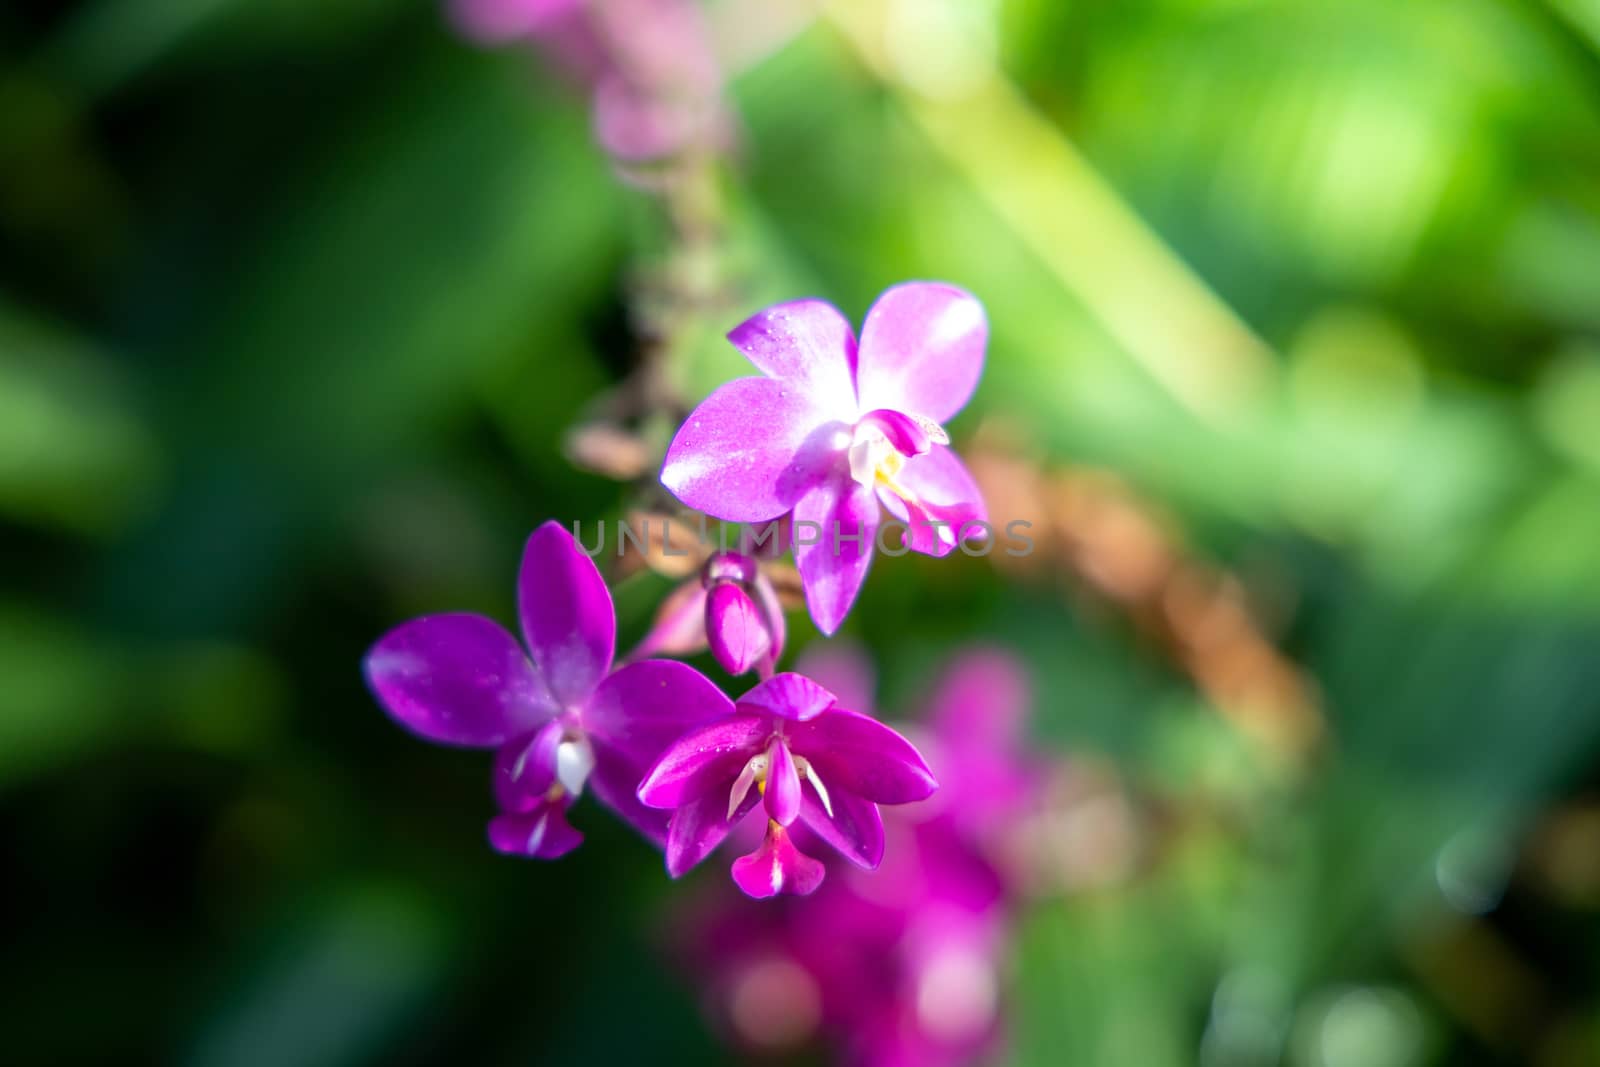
<box><xmin>4</xmin><ymin>0</ymin><xmax>1600</xmax><ymax>1064</ymax></box>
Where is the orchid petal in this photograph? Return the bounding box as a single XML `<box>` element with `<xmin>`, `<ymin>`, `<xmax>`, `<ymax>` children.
<box><xmin>727</xmin><ymin>757</ymin><xmax>761</xmax><ymax>821</ymax></box>
<box><xmin>731</xmin><ymin>823</ymin><xmax>826</xmax><ymax>899</ymax></box>
<box><xmin>665</xmin><ymin>788</ymin><xmax>763</xmax><ymax>877</ymax></box>
<box><xmin>364</xmin><ymin>614</ymin><xmax>555</xmax><ymax>747</ymax></box>
<box><xmin>492</xmin><ymin>721</ymin><xmax>563</xmax><ymax>812</ymax></box>
<box><xmin>585</xmin><ymin>659</ymin><xmax>737</xmax><ymax>772</ymax></box>
<box><xmin>789</xmin><ymin>708</ymin><xmax>939</xmax><ymax>804</ymax></box>
<box><xmin>635</xmin><ymin>714</ymin><xmax>770</xmax><ymax>810</ymax></box>
<box><xmin>764</xmin><ymin>739</ymin><xmax>802</xmax><ymax>826</ymax></box>
<box><xmin>855</xmin><ymin>282</ymin><xmax>987</xmax><ymax>423</ymax></box>
<box><xmin>793</xmin><ymin>475</ymin><xmax>878</xmax><ymax>636</ymax></box>
<box><xmin>705</xmin><ymin>582</ymin><xmax>772</xmax><ymax>676</ymax></box>
<box><xmin>726</xmin><ymin>299</ymin><xmax>859</xmax><ymax>419</ymax></box>
<box><xmin>736</xmin><ymin>672</ymin><xmax>836</xmax><ymax>722</ymax></box>
<box><xmin>797</xmin><ymin>787</ymin><xmax>884</xmax><ymax>870</ymax></box>
<box><xmin>660</xmin><ymin>377</ymin><xmax>841</xmax><ymax>523</ymax></box>
<box><xmin>487</xmin><ymin>801</ymin><xmax>584</xmax><ymax>859</ymax></box>
<box><xmin>518</xmin><ymin>521</ymin><xmax>615</xmax><ymax>709</ymax></box>
<box><xmin>803</xmin><ymin>760</ymin><xmax>834</xmax><ymax>818</ymax></box>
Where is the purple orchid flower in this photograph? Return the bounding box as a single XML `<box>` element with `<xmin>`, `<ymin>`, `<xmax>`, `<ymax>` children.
<box><xmin>660</xmin><ymin>282</ymin><xmax>989</xmax><ymax>634</ymax></box>
<box><xmin>637</xmin><ymin>673</ymin><xmax>938</xmax><ymax>898</ymax></box>
<box><xmin>630</xmin><ymin>542</ymin><xmax>788</xmax><ymax>678</ymax></box>
<box><xmin>364</xmin><ymin>521</ymin><xmax>732</xmax><ymax>858</ymax></box>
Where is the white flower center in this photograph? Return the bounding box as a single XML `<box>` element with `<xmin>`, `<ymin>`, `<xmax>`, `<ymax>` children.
<box><xmin>555</xmin><ymin>735</ymin><xmax>596</xmax><ymax>797</ymax></box>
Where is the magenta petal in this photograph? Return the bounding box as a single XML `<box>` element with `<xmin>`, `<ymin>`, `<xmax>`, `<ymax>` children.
<box><xmin>879</xmin><ymin>446</ymin><xmax>988</xmax><ymax>558</ymax></box>
<box><xmin>517</xmin><ymin>522</ymin><xmax>616</xmax><ymax>709</ymax></box>
<box><xmin>635</xmin><ymin>714</ymin><xmax>770</xmax><ymax>809</ymax></box>
<box><xmin>726</xmin><ymin>299</ymin><xmax>860</xmax><ymax>419</ymax></box>
<box><xmin>660</xmin><ymin>377</ymin><xmax>841</xmax><ymax>523</ymax></box>
<box><xmin>731</xmin><ymin>824</ymin><xmax>826</xmax><ymax>898</ymax></box>
<box><xmin>493</xmin><ymin>721</ymin><xmax>563</xmax><ymax>812</ymax></box>
<box><xmin>797</xmin><ymin>787</ymin><xmax>884</xmax><ymax>870</ymax></box>
<box><xmin>586</xmin><ymin>659</ymin><xmax>739</xmax><ymax>774</ymax></box>
<box><xmin>736</xmin><ymin>672</ymin><xmax>836</xmax><ymax>722</ymax></box>
<box><xmin>586</xmin><ymin>748</ymin><xmax>671</xmax><ymax>847</ymax></box>
<box><xmin>665</xmin><ymin>788</ymin><xmax>762</xmax><ymax>877</ymax></box>
<box><xmin>487</xmin><ymin>801</ymin><xmax>583</xmax><ymax>859</ymax></box>
<box><xmin>705</xmin><ymin>582</ymin><xmax>771</xmax><ymax>676</ymax></box>
<box><xmin>855</xmin><ymin>282</ymin><xmax>987</xmax><ymax>424</ymax></box>
<box><xmin>763</xmin><ymin>740</ymin><xmax>802</xmax><ymax>826</ymax></box>
<box><xmin>793</xmin><ymin>475</ymin><xmax>878</xmax><ymax>635</ymax></box>
<box><xmin>364</xmin><ymin>614</ymin><xmax>555</xmax><ymax>747</ymax></box>
<box><xmin>789</xmin><ymin>708</ymin><xmax>939</xmax><ymax>805</ymax></box>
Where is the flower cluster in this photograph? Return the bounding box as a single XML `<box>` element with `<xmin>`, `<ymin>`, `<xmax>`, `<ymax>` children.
<box><xmin>364</xmin><ymin>282</ymin><xmax>990</xmax><ymax>900</ymax></box>
<box><xmin>675</xmin><ymin>646</ymin><xmax>1043</xmax><ymax>1066</ymax></box>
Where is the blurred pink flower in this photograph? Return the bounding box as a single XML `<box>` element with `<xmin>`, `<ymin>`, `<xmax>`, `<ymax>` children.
<box><xmin>447</xmin><ymin>0</ymin><xmax>730</xmax><ymax>163</ymax></box>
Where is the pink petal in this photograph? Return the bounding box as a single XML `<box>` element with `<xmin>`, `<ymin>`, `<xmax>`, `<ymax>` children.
<box><xmin>878</xmin><ymin>445</ymin><xmax>988</xmax><ymax>558</ymax></box>
<box><xmin>763</xmin><ymin>739</ymin><xmax>802</xmax><ymax>826</ymax></box>
<box><xmin>793</xmin><ymin>474</ymin><xmax>879</xmax><ymax>635</ymax></box>
<box><xmin>788</xmin><ymin>708</ymin><xmax>939</xmax><ymax>805</ymax></box>
<box><xmin>364</xmin><ymin>614</ymin><xmax>555</xmax><ymax>747</ymax></box>
<box><xmin>517</xmin><ymin>521</ymin><xmax>615</xmax><ymax>709</ymax></box>
<box><xmin>635</xmin><ymin>714</ymin><xmax>770</xmax><ymax>810</ymax></box>
<box><xmin>705</xmin><ymin>582</ymin><xmax>771</xmax><ymax>676</ymax></box>
<box><xmin>796</xmin><ymin>787</ymin><xmax>884</xmax><ymax>870</ymax></box>
<box><xmin>726</xmin><ymin>299</ymin><xmax>860</xmax><ymax>419</ymax></box>
<box><xmin>492</xmin><ymin>721</ymin><xmax>563</xmax><ymax>812</ymax></box>
<box><xmin>855</xmin><ymin>282</ymin><xmax>987</xmax><ymax>424</ymax></box>
<box><xmin>487</xmin><ymin>801</ymin><xmax>584</xmax><ymax>859</ymax></box>
<box><xmin>586</xmin><ymin>659</ymin><xmax>739</xmax><ymax>774</ymax></box>
<box><xmin>736</xmin><ymin>672</ymin><xmax>836</xmax><ymax>723</ymax></box>
<box><xmin>660</xmin><ymin>377</ymin><xmax>841</xmax><ymax>523</ymax></box>
<box><xmin>731</xmin><ymin>823</ymin><xmax>826</xmax><ymax>898</ymax></box>
<box><xmin>665</xmin><ymin>788</ymin><xmax>763</xmax><ymax>877</ymax></box>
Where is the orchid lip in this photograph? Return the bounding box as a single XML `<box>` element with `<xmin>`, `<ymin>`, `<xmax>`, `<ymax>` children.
<box><xmin>847</xmin><ymin>409</ymin><xmax>947</xmax><ymax>494</ymax></box>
